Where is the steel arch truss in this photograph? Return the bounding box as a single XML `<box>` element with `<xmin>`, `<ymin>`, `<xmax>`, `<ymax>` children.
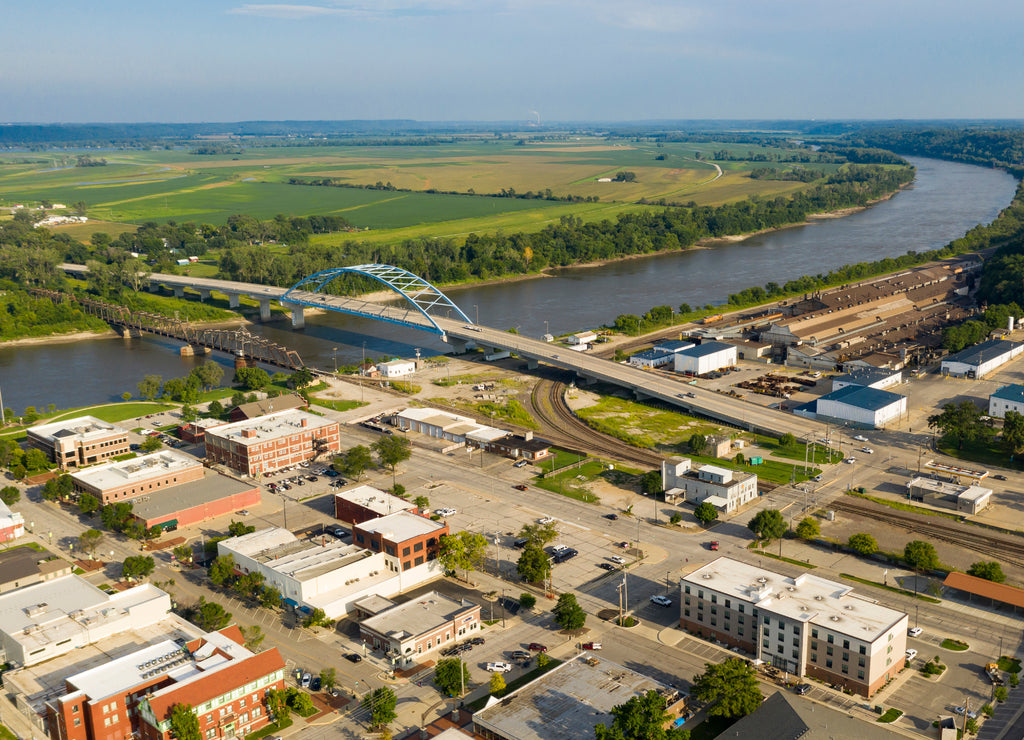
<box><xmin>282</xmin><ymin>263</ymin><xmax>472</xmax><ymax>335</ymax></box>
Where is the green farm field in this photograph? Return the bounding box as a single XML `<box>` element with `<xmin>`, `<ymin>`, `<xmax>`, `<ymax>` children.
<box><xmin>0</xmin><ymin>137</ymin><xmax>842</xmax><ymax>243</ymax></box>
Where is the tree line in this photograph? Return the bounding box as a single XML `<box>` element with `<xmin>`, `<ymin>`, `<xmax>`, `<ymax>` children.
<box><xmin>286</xmin><ymin>177</ymin><xmax>600</xmax><ymax>203</ymax></box>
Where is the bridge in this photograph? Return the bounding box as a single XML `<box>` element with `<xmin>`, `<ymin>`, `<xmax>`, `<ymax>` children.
<box><xmin>60</xmin><ymin>263</ymin><xmax>829</xmax><ymax>438</ymax></box>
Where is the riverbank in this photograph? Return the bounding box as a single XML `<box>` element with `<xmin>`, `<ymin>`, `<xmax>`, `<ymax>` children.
<box><xmin>0</xmin><ymin>328</ymin><xmax>117</xmax><ymax>347</ymax></box>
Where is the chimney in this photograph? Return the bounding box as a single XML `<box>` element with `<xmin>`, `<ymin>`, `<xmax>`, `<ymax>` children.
<box><xmin>301</xmin><ymin>418</ymin><xmax>308</xmax><ymax>428</ymax></box>
<box><xmin>524</xmin><ymin>431</ymin><xmax>533</xmax><ymax>441</ymax></box>
<box><xmin>242</xmin><ymin>429</ymin><xmax>257</xmax><ymax>439</ymax></box>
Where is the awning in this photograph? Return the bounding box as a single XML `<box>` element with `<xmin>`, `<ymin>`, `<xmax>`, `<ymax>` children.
<box><xmin>283</xmin><ymin>598</ymin><xmax>299</xmax><ymax>607</ymax></box>
<box><xmin>158</xmin><ymin>519</ymin><xmax>178</xmax><ymax>530</ymax></box>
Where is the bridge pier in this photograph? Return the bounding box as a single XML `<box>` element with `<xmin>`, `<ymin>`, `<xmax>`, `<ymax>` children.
<box><xmin>180</xmin><ymin>345</ymin><xmax>211</xmax><ymax>357</ymax></box>
<box><xmin>115</xmin><ymin>326</ymin><xmax>142</xmax><ymax>339</ymax></box>
<box><xmin>526</xmin><ymin>359</ymin><xmax>539</xmax><ymax>370</ymax></box>
<box><xmin>258</xmin><ymin>299</ymin><xmax>271</xmax><ymax>322</ymax></box>
<box><xmin>445</xmin><ymin>337</ymin><xmax>469</xmax><ymax>354</ymax></box>
<box><xmin>634</xmin><ymin>389</ymin><xmax>650</xmax><ymax>401</ymax></box>
<box><xmin>289</xmin><ymin>304</ymin><xmax>305</xmax><ymax>329</ymax></box>
<box><xmin>173</xmin><ymin>287</ymin><xmax>185</xmax><ymax>298</ymax></box>
<box><xmin>198</xmin><ymin>289</ymin><xmax>211</xmax><ymax>302</ymax></box>
<box><xmin>228</xmin><ymin>293</ymin><xmax>240</xmax><ymax>309</ymax></box>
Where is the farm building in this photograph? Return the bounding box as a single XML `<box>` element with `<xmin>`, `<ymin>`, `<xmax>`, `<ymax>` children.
<box><xmin>673</xmin><ymin>341</ymin><xmax>737</xmax><ymax>375</ymax></box>
<box><xmin>989</xmin><ymin>384</ymin><xmax>1024</xmax><ymax>419</ymax></box>
<box><xmin>940</xmin><ymin>339</ymin><xmax>1024</xmax><ymax>379</ymax></box>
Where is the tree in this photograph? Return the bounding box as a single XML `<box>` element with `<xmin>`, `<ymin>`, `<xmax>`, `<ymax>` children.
<box><xmin>517</xmin><ymin>521</ymin><xmax>558</xmax><ymax>548</ymax></box>
<box><xmin>438</xmin><ymin>531</ymin><xmax>488</xmax><ymax>583</ymax></box>
<box><xmin>693</xmin><ymin>502</ymin><xmax>718</xmax><ymax>526</ymax></box>
<box><xmin>414</xmin><ymin>495</ymin><xmax>430</xmax><ymax>512</ymax></box>
<box><xmin>795</xmin><ymin>517</ymin><xmax>820</xmax><ymax>540</ymax></box>
<box><xmin>537</xmin><ymin>652</ymin><xmax>550</xmax><ymax>669</ymax></box>
<box><xmin>192</xmin><ymin>598</ymin><xmax>231</xmax><ymax>631</ymax></box>
<box><xmin>519</xmin><ymin>593</ymin><xmax>536</xmax><ymax>609</ymax></box>
<box><xmin>517</xmin><ymin>543</ymin><xmax>551</xmax><ymax>584</ymax></box>
<box><xmin>303</xmin><ymin>608</ymin><xmax>333</xmax><ymax>629</ymax></box>
<box><xmin>489</xmin><ymin>672</ymin><xmax>506</xmax><ymax>694</ymax></box>
<box><xmin>928</xmin><ymin>401</ymin><xmax>987</xmax><ymax>449</ymax></box>
<box><xmin>234</xmin><ymin>366</ymin><xmax>270</xmax><ymax>390</ymax></box>
<box><xmin>995</xmin><ymin>685</ymin><xmax>1009</xmax><ymax>703</ymax></box>
<box><xmin>320</xmin><ymin>667</ymin><xmax>337</xmax><ymax>693</ymax></box>
<box><xmin>122</xmin><ymin>555</ymin><xmax>155</xmax><ymax>580</ymax></box>
<box><xmin>434</xmin><ymin>658</ymin><xmax>471</xmax><ymax>697</ymax></box>
<box><xmin>553</xmin><ymin>592</ymin><xmax>587</xmax><ymax>631</ymax></box>
<box><xmin>180</xmin><ymin>404</ymin><xmax>198</xmax><ymax>423</ymax></box>
<box><xmin>372</xmin><ymin>435</ymin><xmax>411</xmax><ymax>485</ymax></box>
<box><xmin>362</xmin><ymin>686</ymin><xmax>397</xmax><ymax>728</ymax></box>
<box><xmin>233</xmin><ymin>571</ymin><xmax>266</xmax><ymax>600</ymax></box>
<box><xmin>78</xmin><ymin>528</ymin><xmax>104</xmax><ymax>556</ymax></box>
<box><xmin>173</xmin><ymin>544</ymin><xmax>194</xmax><ymax>564</ymax></box>
<box><xmin>640</xmin><ymin>470</ymin><xmax>663</xmax><ymax>496</ymax></box>
<box><xmin>23</xmin><ymin>448</ymin><xmax>48</xmax><ymax>472</ymax></box>
<box><xmin>289</xmin><ymin>366</ymin><xmax>314</xmax><ymax>388</ymax></box>
<box><xmin>209</xmin><ymin>554</ymin><xmax>236</xmax><ymax>586</ymax></box>
<box><xmin>336</xmin><ymin>445</ymin><xmax>373</xmax><ymax>480</ymax></box>
<box><xmin>594</xmin><ymin>689</ymin><xmax>690</xmax><ymax>740</ymax></box>
<box><xmin>266</xmin><ymin>688</ymin><xmax>289</xmax><ymax>722</ymax></box>
<box><xmin>968</xmin><ymin>560</ymin><xmax>1006</xmax><ymax>583</ymax></box>
<box><xmin>690</xmin><ymin>657</ymin><xmax>763</xmax><ymax>719</ymax></box>
<box><xmin>904</xmin><ymin>540</ymin><xmax>940</xmax><ymax>571</ymax></box>
<box><xmin>137</xmin><ymin>375</ymin><xmax>162</xmax><ymax>401</ymax></box>
<box><xmin>241</xmin><ymin>624</ymin><xmax>265</xmax><ymax>651</ymax></box>
<box><xmin>748</xmin><ymin>509</ymin><xmax>787</xmax><ymax>542</ymax></box>
<box><xmin>688</xmin><ymin>434</ymin><xmax>707</xmax><ymax>454</ymax></box>
<box><xmin>847</xmin><ymin>532</ymin><xmax>878</xmax><ymax>556</ymax></box>
<box><xmin>78</xmin><ymin>492</ymin><xmax>100</xmax><ymax>516</ymax></box>
<box><xmin>228</xmin><ymin>520</ymin><xmax>256</xmax><ymax>537</ymax></box>
<box><xmin>287</xmin><ymin>689</ymin><xmax>315</xmax><ymax>715</ymax></box>
<box><xmin>0</xmin><ymin>486</ymin><xmax>19</xmax><ymax>506</ymax></box>
<box><xmin>1004</xmin><ymin>411</ymin><xmax>1024</xmax><ymax>459</ymax></box>
<box><xmin>169</xmin><ymin>704</ymin><xmax>201</xmax><ymax>740</ymax></box>
<box><xmin>193</xmin><ymin>361</ymin><xmax>225</xmax><ymax>391</ymax></box>
<box><xmin>207</xmin><ymin>399</ymin><xmax>225</xmax><ymax>418</ymax></box>
<box><xmin>778</xmin><ymin>432</ymin><xmax>797</xmax><ymax>448</ymax></box>
<box><xmin>259</xmin><ymin>585</ymin><xmax>282</xmax><ymax>609</ymax></box>
<box><xmin>100</xmin><ymin>502</ymin><xmax>134</xmax><ymax>532</ymax></box>
<box><xmin>140</xmin><ymin>435</ymin><xmax>163</xmax><ymax>452</ymax></box>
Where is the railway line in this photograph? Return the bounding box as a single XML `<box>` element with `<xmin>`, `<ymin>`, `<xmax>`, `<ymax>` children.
<box><xmin>830</xmin><ymin>498</ymin><xmax>1024</xmax><ymax>568</ymax></box>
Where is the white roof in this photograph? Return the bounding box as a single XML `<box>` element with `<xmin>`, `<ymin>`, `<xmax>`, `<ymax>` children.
<box><xmin>220</xmin><ymin>527</ymin><xmax>298</xmax><ymax>558</ymax></box>
<box><xmin>397</xmin><ymin>407</ymin><xmax>509</xmax><ymax>438</ymax></box>
<box><xmin>378</xmin><ymin>359</ymin><xmax>415</xmax><ymax>368</ymax></box>
<box><xmin>334</xmin><ymin>485</ymin><xmax>412</xmax><ymax>517</ymax></box>
<box><xmin>356</xmin><ymin>510</ymin><xmax>446</xmax><ymax>541</ymax></box>
<box><xmin>684</xmin><ymin>558</ymin><xmax>905</xmax><ymax>641</ymax></box>
<box><xmin>220</xmin><ymin>527</ymin><xmax>372</xmax><ymax>582</ymax></box>
<box><xmin>699</xmin><ymin>464</ymin><xmax>733</xmax><ymax>478</ymax></box>
<box><xmin>466</xmin><ymin>428</ymin><xmax>508</xmax><ymax>443</ymax></box>
<box><xmin>206</xmin><ymin>409</ymin><xmax>336</xmax><ymax>447</ymax></box>
<box><xmin>67</xmin><ymin>638</ymin><xmax>191</xmax><ymax>701</ymax></box>
<box><xmin>703</xmin><ymin>495</ymin><xmax>731</xmax><ymax>507</ymax></box>
<box><xmin>71</xmin><ymin>450</ymin><xmax>202</xmax><ymax>491</ymax></box>
<box><xmin>28</xmin><ymin>415</ymin><xmax>125</xmax><ymax>443</ymax></box>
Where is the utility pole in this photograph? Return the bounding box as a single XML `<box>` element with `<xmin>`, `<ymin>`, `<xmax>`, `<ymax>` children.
<box><xmin>361</xmin><ymin>341</ymin><xmax>366</xmax><ymax>403</ymax></box>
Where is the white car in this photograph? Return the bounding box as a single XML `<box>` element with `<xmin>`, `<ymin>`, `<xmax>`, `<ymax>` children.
<box><xmin>812</xmin><ymin>475</ymin><xmax>823</xmax><ymax>482</ymax></box>
<box><xmin>486</xmin><ymin>662</ymin><xmax>513</xmax><ymax>673</ymax></box>
<box><xmin>908</xmin><ymin>627</ymin><xmax>923</xmax><ymax>637</ymax></box>
<box><xmin>649</xmin><ymin>595</ymin><xmax>672</xmax><ymax>607</ymax></box>
<box><xmin>843</xmin><ymin>457</ymin><xmax>856</xmax><ymax>464</ymax></box>
<box><xmin>610</xmin><ymin>555</ymin><xmax>626</xmax><ymax>564</ymax></box>
<box><xmin>905</xmin><ymin>649</ymin><xmax>918</xmax><ymax>661</ymax></box>
<box><xmin>852</xmin><ymin>435</ymin><xmax>868</xmax><ymax>442</ymax></box>
<box><xmin>538</xmin><ymin>516</ymin><xmax>555</xmax><ymax>525</ymax></box>
<box><xmin>435</xmin><ymin>508</ymin><xmax>457</xmax><ymax>517</ymax></box>
<box><xmin>861</xmin><ymin>446</ymin><xmax>874</xmax><ymax>454</ymax></box>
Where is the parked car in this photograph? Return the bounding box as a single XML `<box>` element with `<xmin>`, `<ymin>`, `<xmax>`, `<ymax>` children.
<box><xmin>582</xmin><ymin>642</ymin><xmax>602</xmax><ymax>650</ymax></box>
<box><xmin>908</xmin><ymin>626</ymin><xmax>923</xmax><ymax>637</ymax></box>
<box><xmin>538</xmin><ymin>516</ymin><xmax>554</xmax><ymax>525</ymax></box>
<box><xmin>435</xmin><ymin>508</ymin><xmax>457</xmax><ymax>517</ymax></box>
<box><xmin>994</xmin><ymin>474</ymin><xmax>1008</xmax><ymax>481</ymax></box>
<box><xmin>812</xmin><ymin>475</ymin><xmax>823</xmax><ymax>482</ymax></box>
<box><xmin>344</xmin><ymin>653</ymin><xmax>362</xmax><ymax>663</ymax></box>
<box><xmin>603</xmin><ymin>513</ymin><xmax>618</xmax><ymax>520</ymax></box>
<box><xmin>311</xmin><ymin>676</ymin><xmax>321</xmax><ymax>691</ymax></box>
<box><xmin>610</xmin><ymin>555</ymin><xmax>626</xmax><ymax>564</ymax></box>
<box><xmin>861</xmin><ymin>447</ymin><xmax>874</xmax><ymax>454</ymax></box>
<box><xmin>617</xmin><ymin>541</ymin><xmax>629</xmax><ymax>549</ymax></box>
<box><xmin>650</xmin><ymin>595</ymin><xmax>672</xmax><ymax>607</ymax></box>
<box><xmin>514</xmin><ymin>484</ymin><xmax>528</xmax><ymax>491</ymax></box>
<box><xmin>513</xmin><ymin>459</ymin><xmax>528</xmax><ymax>468</ymax></box>
<box><xmin>795</xmin><ymin>684</ymin><xmax>811</xmax><ymax>695</ymax></box>
<box><xmin>953</xmin><ymin>706</ymin><xmax>978</xmax><ymax>719</ymax></box>
<box><xmin>239</xmin><ymin>510</ymin><xmax>250</xmax><ymax>516</ymax></box>
<box><xmin>300</xmin><ymin>672</ymin><xmax>311</xmax><ymax>688</ymax></box>
<box><xmin>470</xmin><ymin>636</ymin><xmax>485</xmax><ymax>645</ymax></box>
<box><xmin>597</xmin><ymin>563</ymin><xmax>615</xmax><ymax>571</ymax></box>
<box><xmin>513</xmin><ymin>538</ymin><xmax>529</xmax><ymax>548</ymax></box>
<box><xmin>708</xmin><ymin>541</ymin><xmax>719</xmax><ymax>550</ymax></box>
<box><xmin>528</xmin><ymin>643</ymin><xmax>547</xmax><ymax>652</ymax></box>
<box><xmin>486</xmin><ymin>662</ymin><xmax>513</xmax><ymax>673</ymax></box>
<box><xmin>905</xmin><ymin>649</ymin><xmax>918</xmax><ymax>661</ymax></box>
<box><xmin>510</xmin><ymin>650</ymin><xmax>530</xmax><ymax>660</ymax></box>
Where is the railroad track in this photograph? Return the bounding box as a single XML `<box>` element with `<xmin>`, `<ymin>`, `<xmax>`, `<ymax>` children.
<box><xmin>830</xmin><ymin>498</ymin><xmax>1024</xmax><ymax>568</ymax></box>
<box><xmin>528</xmin><ymin>378</ymin><xmax>664</xmax><ymax>468</ymax></box>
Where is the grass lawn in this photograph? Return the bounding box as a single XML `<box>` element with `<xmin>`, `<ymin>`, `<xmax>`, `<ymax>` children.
<box><xmin>573</xmin><ymin>392</ymin><xmax>722</xmax><ymax>450</ymax></box>
<box><xmin>846</xmin><ymin>492</ymin><xmax>963</xmax><ymax>522</ymax></box>
<box><xmin>998</xmin><ymin>656</ymin><xmax>1021</xmax><ymax>673</ymax></box>
<box><xmin>937</xmin><ymin>435</ymin><xmax>1020</xmax><ymax>472</ymax></box>
<box><xmin>534</xmin><ymin>460</ymin><xmax>614</xmax><ymax>503</ymax></box>
<box><xmin>878</xmin><ymin>708</ymin><xmax>904</xmax><ymax>723</ymax></box>
<box><xmin>244</xmin><ymin>717</ymin><xmax>293</xmax><ymax>740</ymax></box>
<box><xmin>941</xmin><ymin>638</ymin><xmax>970</xmax><ymax>651</ymax></box>
<box><xmin>537</xmin><ymin>448</ymin><xmax>588</xmax><ymax>473</ymax></box>
<box><xmin>309</xmin><ymin>397</ymin><xmax>367</xmax><ymax>413</ymax></box>
<box><xmin>840</xmin><ymin>573</ymin><xmax>942</xmax><ymax>604</ymax></box>
<box><xmin>0</xmin><ymin>725</ymin><xmax>17</xmax><ymax>740</ymax></box>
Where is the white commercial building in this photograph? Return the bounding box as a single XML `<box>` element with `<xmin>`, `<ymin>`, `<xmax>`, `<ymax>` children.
<box><xmin>377</xmin><ymin>359</ymin><xmax>416</xmax><ymax>378</ymax></box>
<box><xmin>661</xmin><ymin>457</ymin><xmax>758</xmax><ymax>514</ymax></box>
<box><xmin>0</xmin><ymin>575</ymin><xmax>171</xmax><ymax>667</ymax></box>
<box><xmin>568</xmin><ymin>331</ymin><xmax>597</xmax><ymax>346</ymax></box>
<box><xmin>628</xmin><ymin>349</ymin><xmax>675</xmax><ymax>369</ymax></box>
<box><xmin>941</xmin><ymin>339</ymin><xmax>1024</xmax><ymax>379</ymax></box>
<box><xmin>680</xmin><ymin>558</ymin><xmax>908</xmax><ymax>697</ymax></box>
<box><xmin>806</xmin><ymin>385</ymin><xmax>907</xmax><ymax>429</ymax></box>
<box><xmin>673</xmin><ymin>341</ymin><xmax>738</xmax><ymax>375</ymax></box>
<box><xmin>831</xmin><ymin>367</ymin><xmax>902</xmax><ymax>391</ymax></box>
<box><xmin>989</xmin><ymin>384</ymin><xmax>1024</xmax><ymax>419</ymax></box>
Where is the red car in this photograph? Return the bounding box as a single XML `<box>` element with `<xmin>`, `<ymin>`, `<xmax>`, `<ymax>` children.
<box><xmin>709</xmin><ymin>541</ymin><xmax>719</xmax><ymax>551</ymax></box>
<box><xmin>527</xmin><ymin>643</ymin><xmax>547</xmax><ymax>652</ymax></box>
<box><xmin>582</xmin><ymin>642</ymin><xmax>602</xmax><ymax>650</ymax></box>
<box><xmin>618</xmin><ymin>541</ymin><xmax>629</xmax><ymax>549</ymax></box>
<box><xmin>514</xmin><ymin>484</ymin><xmax>528</xmax><ymax>491</ymax></box>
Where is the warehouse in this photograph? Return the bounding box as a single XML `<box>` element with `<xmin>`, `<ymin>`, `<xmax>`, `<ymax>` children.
<box><xmin>627</xmin><ymin>349</ymin><xmax>675</xmax><ymax>369</ymax></box>
<box><xmin>906</xmin><ymin>477</ymin><xmax>992</xmax><ymax>515</ymax></box>
<box><xmin>941</xmin><ymin>338</ymin><xmax>1024</xmax><ymax>379</ymax></box>
<box><xmin>831</xmin><ymin>367</ymin><xmax>902</xmax><ymax>391</ymax></box>
<box><xmin>800</xmin><ymin>385</ymin><xmax>907</xmax><ymax>429</ymax></box>
<box><xmin>988</xmin><ymin>384</ymin><xmax>1024</xmax><ymax>419</ymax></box>
<box><xmin>673</xmin><ymin>341</ymin><xmax>737</xmax><ymax>375</ymax></box>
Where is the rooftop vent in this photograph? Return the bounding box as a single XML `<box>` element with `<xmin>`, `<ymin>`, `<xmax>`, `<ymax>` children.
<box><xmin>702</xmin><ymin>573</ymin><xmax>712</xmax><ymax>580</ymax></box>
<box><xmin>844</xmin><ymin>605</ymin><xmax>854</xmax><ymax>610</ymax></box>
<box><xmin>786</xmin><ymin>586</ymin><xmax>795</xmax><ymax>592</ymax></box>
<box><xmin>830</xmin><ymin>615</ymin><xmax>840</xmax><ymax>622</ymax></box>
<box><xmin>757</xmin><ymin>577</ymin><xmax>768</xmax><ymax>584</ymax></box>
<box><xmin>814</xmin><ymin>595</ymin><xmax>823</xmax><ymax>601</ymax></box>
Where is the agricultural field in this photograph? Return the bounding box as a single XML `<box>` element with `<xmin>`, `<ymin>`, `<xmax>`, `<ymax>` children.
<box><xmin>0</xmin><ymin>136</ymin><xmax>845</xmax><ymax>244</ymax></box>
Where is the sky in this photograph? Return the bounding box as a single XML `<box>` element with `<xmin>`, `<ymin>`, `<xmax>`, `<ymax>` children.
<box><xmin>2</xmin><ymin>0</ymin><xmax>1023</xmax><ymax>123</ymax></box>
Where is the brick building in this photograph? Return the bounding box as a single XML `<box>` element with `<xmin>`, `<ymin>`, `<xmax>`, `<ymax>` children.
<box><xmin>178</xmin><ymin>418</ymin><xmax>227</xmax><ymax>444</ymax></box>
<box><xmin>27</xmin><ymin>416</ymin><xmax>130</xmax><ymax>470</ymax></box>
<box><xmin>227</xmin><ymin>393</ymin><xmax>307</xmax><ymax>422</ymax></box>
<box><xmin>334</xmin><ymin>485</ymin><xmax>416</xmax><ymax>525</ymax></box>
<box><xmin>352</xmin><ymin>511</ymin><xmax>448</xmax><ymax>573</ymax></box>
<box><xmin>359</xmin><ymin>591</ymin><xmax>480</xmax><ymax>667</ymax></box>
<box><xmin>71</xmin><ymin>451</ymin><xmax>205</xmax><ymax>504</ymax></box>
<box><xmin>680</xmin><ymin>558</ymin><xmax>907</xmax><ymax>697</ymax></box>
<box><xmin>204</xmin><ymin>410</ymin><xmax>341</xmax><ymax>476</ymax></box>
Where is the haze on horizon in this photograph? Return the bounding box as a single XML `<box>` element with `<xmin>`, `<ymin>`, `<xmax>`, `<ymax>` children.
<box><xmin>2</xmin><ymin>0</ymin><xmax>1022</xmax><ymax>124</ymax></box>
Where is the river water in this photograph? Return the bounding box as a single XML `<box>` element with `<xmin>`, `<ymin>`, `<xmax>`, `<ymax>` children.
<box><xmin>0</xmin><ymin>157</ymin><xmax>1017</xmax><ymax>414</ymax></box>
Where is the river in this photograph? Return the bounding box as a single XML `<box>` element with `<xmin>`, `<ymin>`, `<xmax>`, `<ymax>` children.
<box><xmin>0</xmin><ymin>157</ymin><xmax>1017</xmax><ymax>414</ymax></box>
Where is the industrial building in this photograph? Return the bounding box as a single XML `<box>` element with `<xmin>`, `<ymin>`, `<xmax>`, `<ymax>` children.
<box><xmin>652</xmin><ymin>340</ymin><xmax>695</xmax><ymax>354</ymax></box>
<box><xmin>0</xmin><ymin>546</ymin><xmax>71</xmax><ymax>594</ymax></box>
<box><xmin>627</xmin><ymin>349</ymin><xmax>675</xmax><ymax>369</ymax></box>
<box><xmin>673</xmin><ymin>341</ymin><xmax>737</xmax><ymax>375</ymax></box>
<box><xmin>680</xmin><ymin>558</ymin><xmax>908</xmax><ymax>697</ymax></box>
<box><xmin>989</xmin><ymin>384</ymin><xmax>1024</xmax><ymax>419</ymax></box>
<box><xmin>940</xmin><ymin>338</ymin><xmax>1024</xmax><ymax>379</ymax></box>
<box><xmin>831</xmin><ymin>367</ymin><xmax>902</xmax><ymax>391</ymax></box>
<box><xmin>358</xmin><ymin>591</ymin><xmax>481</xmax><ymax>667</ymax></box>
<box><xmin>26</xmin><ymin>416</ymin><xmax>130</xmax><ymax>470</ymax></box>
<box><xmin>472</xmin><ymin>654</ymin><xmax>688</xmax><ymax>740</ymax></box>
<box><xmin>334</xmin><ymin>484</ymin><xmax>416</xmax><ymax>525</ymax></box>
<box><xmin>204</xmin><ymin>409</ymin><xmax>342</xmax><ymax>476</ymax></box>
<box><xmin>906</xmin><ymin>477</ymin><xmax>992</xmax><ymax>515</ymax></box>
<box><xmin>45</xmin><ymin>626</ymin><xmax>285</xmax><ymax>740</ymax></box>
<box><xmin>392</xmin><ymin>408</ymin><xmax>551</xmax><ymax>461</ymax></box>
<box><xmin>227</xmin><ymin>392</ymin><xmax>307</xmax><ymax>422</ymax></box>
<box><xmin>796</xmin><ymin>385</ymin><xmax>907</xmax><ymax>429</ymax></box>
<box><xmin>567</xmin><ymin>331</ymin><xmax>597</xmax><ymax>346</ymax></box>
<box><xmin>377</xmin><ymin>359</ymin><xmax>416</xmax><ymax>378</ymax></box>
<box><xmin>70</xmin><ymin>450</ymin><xmax>205</xmax><ymax>504</ymax></box>
<box><xmin>661</xmin><ymin>458</ymin><xmax>758</xmax><ymax>514</ymax></box>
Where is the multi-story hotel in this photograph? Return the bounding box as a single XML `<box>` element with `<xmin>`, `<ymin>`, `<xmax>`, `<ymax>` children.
<box><xmin>680</xmin><ymin>558</ymin><xmax>908</xmax><ymax>696</ymax></box>
<box><xmin>204</xmin><ymin>409</ymin><xmax>341</xmax><ymax>476</ymax></box>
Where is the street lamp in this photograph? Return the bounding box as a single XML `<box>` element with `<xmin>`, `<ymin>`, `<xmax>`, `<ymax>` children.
<box><xmin>332</xmin><ymin>347</ymin><xmax>338</xmax><ymax>373</ymax></box>
<box><xmin>474</xmin><ymin>304</ymin><xmax>479</xmax><ymax>325</ymax></box>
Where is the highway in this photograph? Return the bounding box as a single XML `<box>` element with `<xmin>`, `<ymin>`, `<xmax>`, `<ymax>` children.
<box><xmin>61</xmin><ymin>264</ymin><xmax>830</xmax><ymax>438</ymax></box>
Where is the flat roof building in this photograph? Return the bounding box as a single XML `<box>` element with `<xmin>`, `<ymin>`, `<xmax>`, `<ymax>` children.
<box><xmin>26</xmin><ymin>416</ymin><xmax>130</xmax><ymax>470</ymax></box>
<box><xmin>673</xmin><ymin>341</ymin><xmax>737</xmax><ymax>376</ymax></box>
<box><xmin>0</xmin><ymin>546</ymin><xmax>71</xmax><ymax>594</ymax></box>
<box><xmin>662</xmin><ymin>458</ymin><xmax>758</xmax><ymax>514</ymax></box>
<box><xmin>628</xmin><ymin>349</ymin><xmax>675</xmax><ymax>369</ymax></box>
<box><xmin>831</xmin><ymin>367</ymin><xmax>902</xmax><ymax>391</ymax></box>
<box><xmin>205</xmin><ymin>409</ymin><xmax>341</xmax><ymax>476</ymax></box>
<box><xmin>907</xmin><ymin>476</ymin><xmax>992</xmax><ymax>515</ymax></box>
<box><xmin>941</xmin><ymin>339</ymin><xmax>1024</xmax><ymax>379</ymax></box>
<box><xmin>178</xmin><ymin>417</ymin><xmax>228</xmax><ymax>444</ymax></box>
<box><xmin>334</xmin><ymin>484</ymin><xmax>416</xmax><ymax>525</ymax></box>
<box><xmin>353</xmin><ymin>510</ymin><xmax>448</xmax><ymax>572</ymax></box>
<box><xmin>726</xmin><ymin>692</ymin><xmax>904</xmax><ymax>740</ymax></box>
<box><xmin>0</xmin><ymin>499</ymin><xmax>24</xmax><ymax>544</ymax></box>
<box><xmin>797</xmin><ymin>385</ymin><xmax>907</xmax><ymax>429</ymax></box>
<box><xmin>681</xmin><ymin>557</ymin><xmax>908</xmax><ymax>696</ymax></box>
<box><xmin>359</xmin><ymin>591</ymin><xmax>481</xmax><ymax>667</ymax></box>
<box><xmin>989</xmin><ymin>384</ymin><xmax>1024</xmax><ymax>419</ymax></box>
<box><xmin>71</xmin><ymin>450</ymin><xmax>205</xmax><ymax>504</ymax></box>
<box><xmin>377</xmin><ymin>359</ymin><xmax>416</xmax><ymax>378</ymax></box>
<box><xmin>472</xmin><ymin>654</ymin><xmax>688</xmax><ymax>740</ymax></box>
<box><xmin>128</xmin><ymin>469</ymin><xmax>261</xmax><ymax>531</ymax></box>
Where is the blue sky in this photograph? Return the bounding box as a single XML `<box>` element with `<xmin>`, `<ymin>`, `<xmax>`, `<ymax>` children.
<box><xmin>2</xmin><ymin>0</ymin><xmax>1022</xmax><ymax>123</ymax></box>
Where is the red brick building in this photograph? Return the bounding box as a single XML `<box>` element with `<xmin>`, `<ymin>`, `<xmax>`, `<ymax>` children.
<box><xmin>178</xmin><ymin>418</ymin><xmax>228</xmax><ymax>444</ymax></box>
<box><xmin>204</xmin><ymin>409</ymin><xmax>341</xmax><ymax>476</ymax></box>
<box><xmin>334</xmin><ymin>485</ymin><xmax>416</xmax><ymax>525</ymax></box>
<box><xmin>71</xmin><ymin>451</ymin><xmax>205</xmax><ymax>505</ymax></box>
<box><xmin>353</xmin><ymin>511</ymin><xmax>448</xmax><ymax>572</ymax></box>
<box><xmin>46</xmin><ymin>626</ymin><xmax>285</xmax><ymax>740</ymax></box>
<box><xmin>27</xmin><ymin>416</ymin><xmax>130</xmax><ymax>470</ymax></box>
